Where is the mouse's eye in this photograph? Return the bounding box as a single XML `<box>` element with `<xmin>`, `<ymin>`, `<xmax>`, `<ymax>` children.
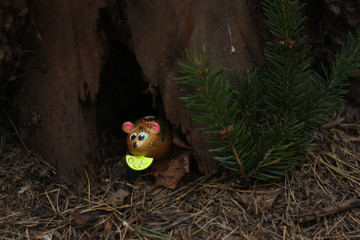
<box><xmin>130</xmin><ymin>133</ymin><xmax>137</xmax><ymax>140</ymax></box>
<box><xmin>138</xmin><ymin>132</ymin><xmax>148</xmax><ymax>141</ymax></box>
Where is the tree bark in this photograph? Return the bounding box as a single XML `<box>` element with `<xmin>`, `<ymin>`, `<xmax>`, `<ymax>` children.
<box><xmin>17</xmin><ymin>0</ymin><xmax>105</xmax><ymax>183</ymax></box>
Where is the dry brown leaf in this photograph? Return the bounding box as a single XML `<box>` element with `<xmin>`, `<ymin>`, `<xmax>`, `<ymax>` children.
<box><xmin>263</xmin><ymin>190</ymin><xmax>281</xmax><ymax>210</ymax></box>
<box><xmin>102</xmin><ymin>218</ymin><xmax>112</xmax><ymax>238</ymax></box>
<box><xmin>70</xmin><ymin>210</ymin><xmax>87</xmax><ymax>226</ymax></box>
<box><xmin>107</xmin><ymin>188</ymin><xmax>130</xmax><ymax>205</ymax></box>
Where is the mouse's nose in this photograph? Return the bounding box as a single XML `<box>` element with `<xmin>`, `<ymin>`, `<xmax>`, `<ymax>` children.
<box><xmin>133</xmin><ymin>142</ymin><xmax>138</xmax><ymax>148</ymax></box>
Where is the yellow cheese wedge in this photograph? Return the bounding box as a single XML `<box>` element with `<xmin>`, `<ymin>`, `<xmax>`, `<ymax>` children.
<box><xmin>126</xmin><ymin>155</ymin><xmax>153</xmax><ymax>170</ymax></box>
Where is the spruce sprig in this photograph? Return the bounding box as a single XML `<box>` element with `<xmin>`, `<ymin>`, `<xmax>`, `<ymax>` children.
<box><xmin>262</xmin><ymin>0</ymin><xmax>311</xmax><ymax>120</ymax></box>
<box><xmin>176</xmin><ymin>0</ymin><xmax>360</xmax><ymax>181</ymax></box>
<box><xmin>177</xmin><ymin>46</ymin><xmax>246</xmax><ymax>173</ymax></box>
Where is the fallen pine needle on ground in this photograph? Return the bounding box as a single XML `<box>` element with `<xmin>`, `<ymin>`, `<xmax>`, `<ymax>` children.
<box><xmin>1</xmin><ymin>105</ymin><xmax>360</xmax><ymax>239</ymax></box>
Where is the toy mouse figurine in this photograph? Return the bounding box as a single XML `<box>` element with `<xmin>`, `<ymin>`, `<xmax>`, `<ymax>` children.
<box><xmin>122</xmin><ymin>116</ymin><xmax>172</xmax><ymax>170</ymax></box>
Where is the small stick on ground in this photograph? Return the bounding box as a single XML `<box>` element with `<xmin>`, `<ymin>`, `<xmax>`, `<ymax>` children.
<box><xmin>298</xmin><ymin>198</ymin><xmax>360</xmax><ymax>223</ymax></box>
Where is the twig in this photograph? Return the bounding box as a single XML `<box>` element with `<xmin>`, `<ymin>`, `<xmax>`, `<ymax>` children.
<box><xmin>6</xmin><ymin>111</ymin><xmax>28</xmax><ymax>151</ymax></box>
<box><xmin>298</xmin><ymin>198</ymin><xmax>360</xmax><ymax>223</ymax></box>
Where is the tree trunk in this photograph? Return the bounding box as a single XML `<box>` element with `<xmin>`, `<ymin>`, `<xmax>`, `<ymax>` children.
<box><xmin>17</xmin><ymin>0</ymin><xmax>105</xmax><ymax>183</ymax></box>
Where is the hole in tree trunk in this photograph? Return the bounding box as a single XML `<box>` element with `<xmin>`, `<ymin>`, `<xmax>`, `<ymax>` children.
<box><xmin>96</xmin><ymin>7</ymin><xmax>194</xmax><ymax>187</ymax></box>
<box><xmin>96</xmin><ymin>41</ymin><xmax>155</xmax><ymax>140</ymax></box>
<box><xmin>96</xmin><ymin>8</ymin><xmax>163</xmax><ymax>181</ymax></box>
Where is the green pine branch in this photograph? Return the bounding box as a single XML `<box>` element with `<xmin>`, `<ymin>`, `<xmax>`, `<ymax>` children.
<box><xmin>176</xmin><ymin>0</ymin><xmax>360</xmax><ymax>181</ymax></box>
<box><xmin>177</xmin><ymin>47</ymin><xmax>246</xmax><ymax>173</ymax></box>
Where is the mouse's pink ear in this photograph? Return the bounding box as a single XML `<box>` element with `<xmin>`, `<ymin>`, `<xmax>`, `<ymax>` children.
<box><xmin>151</xmin><ymin>122</ymin><xmax>160</xmax><ymax>134</ymax></box>
<box><xmin>122</xmin><ymin>122</ymin><xmax>135</xmax><ymax>133</ymax></box>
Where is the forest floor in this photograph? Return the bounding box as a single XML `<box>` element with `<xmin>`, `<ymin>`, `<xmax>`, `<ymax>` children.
<box><xmin>1</xmin><ymin>104</ymin><xmax>360</xmax><ymax>240</ymax></box>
